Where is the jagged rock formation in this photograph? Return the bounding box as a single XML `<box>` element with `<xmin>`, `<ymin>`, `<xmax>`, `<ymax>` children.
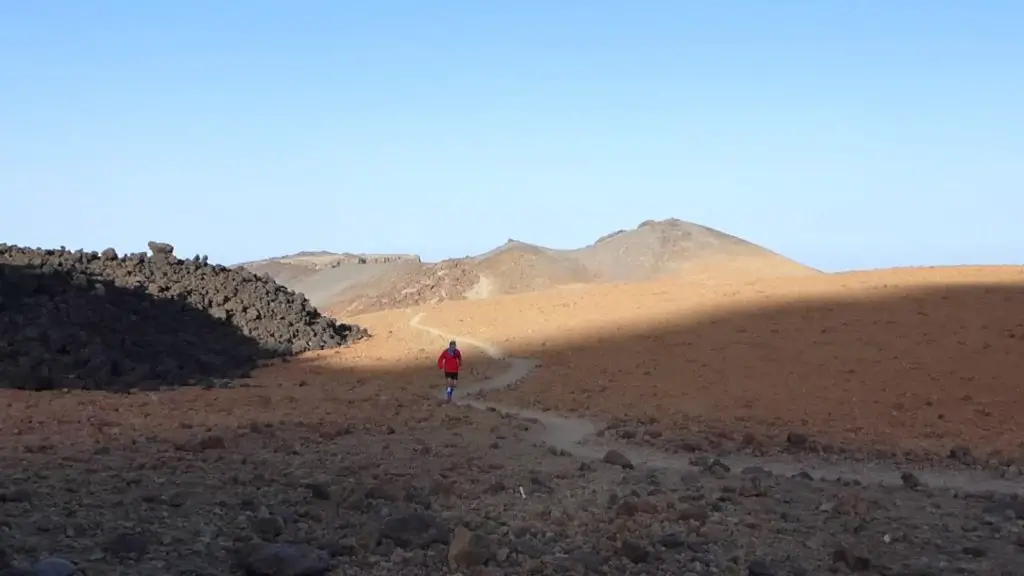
<box><xmin>0</xmin><ymin>242</ymin><xmax>366</xmax><ymax>392</ymax></box>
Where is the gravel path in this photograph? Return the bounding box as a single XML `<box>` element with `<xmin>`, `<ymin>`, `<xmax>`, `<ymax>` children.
<box><xmin>410</xmin><ymin>313</ymin><xmax>1024</xmax><ymax>495</ymax></box>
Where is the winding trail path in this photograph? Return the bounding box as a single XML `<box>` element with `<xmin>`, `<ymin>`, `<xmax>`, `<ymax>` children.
<box><xmin>410</xmin><ymin>313</ymin><xmax>1023</xmax><ymax>495</ymax></box>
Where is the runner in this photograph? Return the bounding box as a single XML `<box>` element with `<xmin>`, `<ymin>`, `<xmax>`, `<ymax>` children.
<box><xmin>437</xmin><ymin>340</ymin><xmax>462</xmax><ymax>403</ymax></box>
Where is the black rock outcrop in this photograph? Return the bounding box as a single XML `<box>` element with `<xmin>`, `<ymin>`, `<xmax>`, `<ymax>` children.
<box><xmin>0</xmin><ymin>242</ymin><xmax>366</xmax><ymax>391</ymax></box>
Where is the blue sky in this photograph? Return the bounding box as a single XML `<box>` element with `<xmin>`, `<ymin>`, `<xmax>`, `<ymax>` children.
<box><xmin>2</xmin><ymin>1</ymin><xmax>1021</xmax><ymax>271</ymax></box>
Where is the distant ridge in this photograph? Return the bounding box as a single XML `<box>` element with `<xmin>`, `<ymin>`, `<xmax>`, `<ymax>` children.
<box><xmin>241</xmin><ymin>219</ymin><xmax>820</xmax><ymax>314</ymax></box>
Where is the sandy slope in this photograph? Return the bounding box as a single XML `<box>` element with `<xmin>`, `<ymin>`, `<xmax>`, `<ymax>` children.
<box><xmin>350</xmin><ymin>265</ymin><xmax>1024</xmax><ymax>459</ymax></box>
<box><xmin>251</xmin><ymin>219</ymin><xmax>820</xmax><ymax>314</ymax></box>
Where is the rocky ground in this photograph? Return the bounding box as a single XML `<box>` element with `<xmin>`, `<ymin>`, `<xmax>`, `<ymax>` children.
<box><xmin>3</xmin><ymin>375</ymin><xmax>1024</xmax><ymax>576</ymax></box>
<box><xmin>5</xmin><ymin>244</ymin><xmax>1024</xmax><ymax>574</ymax></box>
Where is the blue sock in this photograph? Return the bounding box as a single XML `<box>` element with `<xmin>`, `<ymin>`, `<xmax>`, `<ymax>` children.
<box><xmin>445</xmin><ymin>386</ymin><xmax>453</xmax><ymax>400</ymax></box>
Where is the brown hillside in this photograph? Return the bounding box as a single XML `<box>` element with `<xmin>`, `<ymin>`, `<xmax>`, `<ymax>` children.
<box><xmin>314</xmin><ymin>219</ymin><xmax>819</xmax><ymax>315</ymax></box>
<box><xmin>469</xmin><ymin>240</ymin><xmax>598</xmax><ymax>296</ymax></box>
<box><xmin>355</xmin><ymin>265</ymin><xmax>1024</xmax><ymax>459</ymax></box>
<box><xmin>571</xmin><ymin>218</ymin><xmax>815</xmax><ymax>282</ymax></box>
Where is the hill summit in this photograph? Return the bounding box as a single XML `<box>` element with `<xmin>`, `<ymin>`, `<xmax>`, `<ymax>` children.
<box><xmin>241</xmin><ymin>219</ymin><xmax>819</xmax><ymax>314</ymax></box>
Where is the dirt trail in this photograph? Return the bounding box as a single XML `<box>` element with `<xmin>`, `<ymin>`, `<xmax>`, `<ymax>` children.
<box><xmin>409</xmin><ymin>313</ymin><xmax>1024</xmax><ymax>495</ymax></box>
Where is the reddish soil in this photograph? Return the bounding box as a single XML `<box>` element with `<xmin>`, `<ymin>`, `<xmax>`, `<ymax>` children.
<box><xmin>380</xmin><ymin>266</ymin><xmax>1024</xmax><ymax>460</ymax></box>
<box><xmin>5</xmin><ymin>268</ymin><xmax>1024</xmax><ymax>574</ymax></box>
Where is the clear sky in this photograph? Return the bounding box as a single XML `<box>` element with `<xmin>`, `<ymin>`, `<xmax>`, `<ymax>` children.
<box><xmin>2</xmin><ymin>1</ymin><xmax>1021</xmax><ymax>271</ymax></box>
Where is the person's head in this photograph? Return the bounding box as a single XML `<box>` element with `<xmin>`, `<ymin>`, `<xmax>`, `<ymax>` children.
<box><xmin>449</xmin><ymin>340</ymin><xmax>457</xmax><ymax>350</ymax></box>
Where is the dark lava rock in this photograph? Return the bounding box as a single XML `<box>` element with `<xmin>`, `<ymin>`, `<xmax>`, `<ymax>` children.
<box><xmin>657</xmin><ymin>532</ymin><xmax>687</xmax><ymax>549</ymax></box>
<box><xmin>0</xmin><ymin>488</ymin><xmax>32</xmax><ymax>504</ymax></box>
<box><xmin>448</xmin><ymin>526</ymin><xmax>492</xmax><ymax>569</ymax></box>
<box><xmin>29</xmin><ymin>558</ymin><xmax>78</xmax><ymax>576</ymax></box>
<box><xmin>102</xmin><ymin>532</ymin><xmax>149</xmax><ymax>559</ymax></box>
<box><xmin>602</xmin><ymin>449</ymin><xmax>634</xmax><ymax>469</ymax></box>
<box><xmin>740</xmin><ymin>466</ymin><xmax>773</xmax><ymax>479</ymax></box>
<box><xmin>982</xmin><ymin>498</ymin><xmax>1024</xmax><ymax>519</ymax></box>
<box><xmin>832</xmin><ymin>545</ymin><xmax>872</xmax><ymax>571</ymax></box>
<box><xmin>569</xmin><ymin>550</ymin><xmax>604</xmax><ymax>572</ymax></box>
<box><xmin>0</xmin><ymin>243</ymin><xmax>365</xmax><ymax>392</ymax></box>
<box><xmin>235</xmin><ymin>542</ymin><xmax>331</xmax><ymax>576</ymax></box>
<box><xmin>949</xmin><ymin>444</ymin><xmax>974</xmax><ymax>464</ymax></box>
<box><xmin>252</xmin><ymin>516</ymin><xmax>286</xmax><ymax>540</ymax></box>
<box><xmin>900</xmin><ymin>471</ymin><xmax>925</xmax><ymax>490</ymax></box>
<box><xmin>747</xmin><ymin>558</ymin><xmax>777</xmax><ymax>575</ymax></box>
<box><xmin>380</xmin><ymin>512</ymin><xmax>450</xmax><ymax>549</ymax></box>
<box><xmin>786</xmin><ymin>431</ymin><xmax>809</xmax><ymax>447</ymax></box>
<box><xmin>618</xmin><ymin>539</ymin><xmax>650</xmax><ymax>563</ymax></box>
<box><xmin>706</xmin><ymin>458</ymin><xmax>731</xmax><ymax>478</ymax></box>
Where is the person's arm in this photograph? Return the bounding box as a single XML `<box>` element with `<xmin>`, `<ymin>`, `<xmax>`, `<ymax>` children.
<box><xmin>456</xmin><ymin>350</ymin><xmax>463</xmax><ymax>367</ymax></box>
<box><xmin>437</xmin><ymin>352</ymin><xmax>445</xmax><ymax>370</ymax></box>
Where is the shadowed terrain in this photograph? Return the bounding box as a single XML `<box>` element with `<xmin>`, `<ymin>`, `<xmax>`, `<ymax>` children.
<box><xmin>0</xmin><ymin>244</ymin><xmax>363</xmax><ymax>392</ymax></box>
<box><xmin>3</xmin><ymin>264</ymin><xmax>1024</xmax><ymax>574</ymax></box>
<box><xmin>0</xmin><ymin>261</ymin><xmax>267</xmax><ymax>390</ymax></box>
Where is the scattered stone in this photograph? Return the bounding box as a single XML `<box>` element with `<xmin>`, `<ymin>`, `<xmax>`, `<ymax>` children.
<box><xmin>304</xmin><ymin>481</ymin><xmax>332</xmax><ymax>501</ymax></box>
<box><xmin>786</xmin><ymin>432</ymin><xmax>809</xmax><ymax>447</ymax></box>
<box><xmin>252</xmin><ymin>516</ymin><xmax>286</xmax><ymax>540</ymax></box>
<box><xmin>447</xmin><ymin>526</ymin><xmax>491</xmax><ymax>569</ymax></box>
<box><xmin>29</xmin><ymin>558</ymin><xmax>78</xmax><ymax>576</ymax></box>
<box><xmin>740</xmin><ymin>466</ymin><xmax>773</xmax><ymax>479</ymax></box>
<box><xmin>569</xmin><ymin>550</ymin><xmax>604</xmax><ymax>572</ymax></box>
<box><xmin>900</xmin><ymin>471</ymin><xmax>924</xmax><ymax>490</ymax></box>
<box><xmin>747</xmin><ymin>558</ymin><xmax>777</xmax><ymax>575</ymax></box>
<box><xmin>179</xmin><ymin>434</ymin><xmax>227</xmax><ymax>452</ymax></box>
<box><xmin>738</xmin><ymin>475</ymin><xmax>767</xmax><ymax>497</ymax></box>
<box><xmin>963</xmin><ymin>544</ymin><xmax>988</xmax><ymax>558</ymax></box>
<box><xmin>706</xmin><ymin>458</ymin><xmax>731</xmax><ymax>479</ymax></box>
<box><xmin>615</xmin><ymin>498</ymin><xmax>640</xmax><ymax>517</ymax></box>
<box><xmin>949</xmin><ymin>444</ymin><xmax>974</xmax><ymax>464</ymax></box>
<box><xmin>366</xmin><ymin>481</ymin><xmax>405</xmax><ymax>502</ymax></box>
<box><xmin>982</xmin><ymin>498</ymin><xmax>1024</xmax><ymax>520</ymax></box>
<box><xmin>381</xmin><ymin>512</ymin><xmax>449</xmax><ymax>549</ymax></box>
<box><xmin>102</xmin><ymin>532</ymin><xmax>149</xmax><ymax>560</ymax></box>
<box><xmin>0</xmin><ymin>488</ymin><xmax>31</xmax><ymax>503</ymax></box>
<box><xmin>658</xmin><ymin>532</ymin><xmax>686</xmax><ymax>549</ymax></box>
<box><xmin>235</xmin><ymin>542</ymin><xmax>331</xmax><ymax>576</ymax></box>
<box><xmin>832</xmin><ymin>490</ymin><xmax>868</xmax><ymax>516</ymax></box>
<box><xmin>602</xmin><ymin>449</ymin><xmax>634</xmax><ymax>469</ymax></box>
<box><xmin>618</xmin><ymin>539</ymin><xmax>650</xmax><ymax>563</ymax></box>
<box><xmin>832</xmin><ymin>545</ymin><xmax>871</xmax><ymax>571</ymax></box>
<box><xmin>528</xmin><ymin>474</ymin><xmax>553</xmax><ymax>494</ymax></box>
<box><xmin>677</xmin><ymin>504</ymin><xmax>710</xmax><ymax>522</ymax></box>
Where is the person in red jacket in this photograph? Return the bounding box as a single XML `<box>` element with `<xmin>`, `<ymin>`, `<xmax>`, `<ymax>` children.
<box><xmin>437</xmin><ymin>340</ymin><xmax>462</xmax><ymax>403</ymax></box>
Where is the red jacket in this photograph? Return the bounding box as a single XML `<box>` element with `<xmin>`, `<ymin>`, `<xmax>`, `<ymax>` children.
<box><xmin>437</xmin><ymin>348</ymin><xmax>462</xmax><ymax>372</ymax></box>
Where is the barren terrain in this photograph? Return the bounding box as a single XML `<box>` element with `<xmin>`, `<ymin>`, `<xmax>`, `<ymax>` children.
<box><xmin>5</xmin><ymin>240</ymin><xmax>1024</xmax><ymax>574</ymax></box>
<box><xmin>375</xmin><ymin>266</ymin><xmax>1024</xmax><ymax>462</ymax></box>
<box><xmin>243</xmin><ymin>219</ymin><xmax>819</xmax><ymax>315</ymax></box>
